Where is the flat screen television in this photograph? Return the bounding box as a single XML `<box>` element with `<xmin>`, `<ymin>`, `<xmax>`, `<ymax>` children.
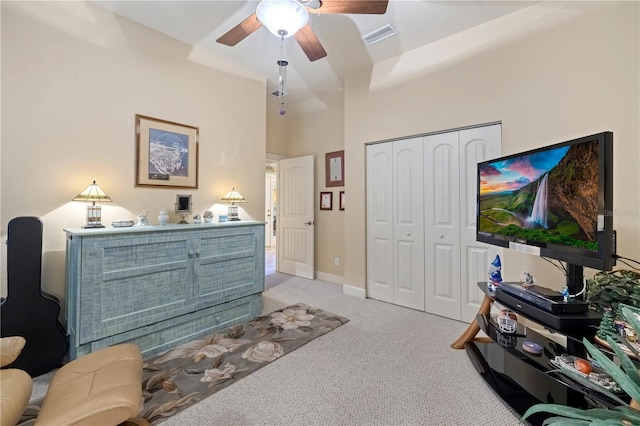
<box><xmin>476</xmin><ymin>131</ymin><xmax>615</xmax><ymax>295</ymax></box>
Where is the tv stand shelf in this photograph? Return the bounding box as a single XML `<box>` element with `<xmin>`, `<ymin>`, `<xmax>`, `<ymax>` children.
<box><xmin>456</xmin><ymin>282</ymin><xmax>614</xmax><ymax>425</ymax></box>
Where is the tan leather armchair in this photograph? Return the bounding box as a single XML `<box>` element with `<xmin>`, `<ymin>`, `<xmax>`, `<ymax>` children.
<box><xmin>0</xmin><ymin>337</ymin><xmax>147</xmax><ymax>426</ymax></box>
<box><xmin>1</xmin><ymin>336</ymin><xmax>32</xmax><ymax>426</ymax></box>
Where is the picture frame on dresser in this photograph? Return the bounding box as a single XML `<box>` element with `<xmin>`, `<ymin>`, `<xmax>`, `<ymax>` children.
<box><xmin>135</xmin><ymin>114</ymin><xmax>199</xmax><ymax>189</ymax></box>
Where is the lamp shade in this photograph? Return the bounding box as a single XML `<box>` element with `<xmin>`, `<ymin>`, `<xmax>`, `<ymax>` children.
<box><xmin>73</xmin><ymin>180</ymin><xmax>112</xmax><ymax>203</ymax></box>
<box><xmin>220</xmin><ymin>188</ymin><xmax>247</xmax><ymax>204</ymax></box>
<box><xmin>256</xmin><ymin>0</ymin><xmax>309</xmax><ymax>38</ymax></box>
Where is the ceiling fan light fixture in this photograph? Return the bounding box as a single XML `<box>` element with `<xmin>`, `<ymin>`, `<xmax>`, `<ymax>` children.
<box><xmin>256</xmin><ymin>0</ymin><xmax>309</xmax><ymax>38</ymax></box>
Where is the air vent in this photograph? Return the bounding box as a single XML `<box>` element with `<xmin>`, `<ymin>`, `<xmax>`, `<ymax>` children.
<box><xmin>362</xmin><ymin>24</ymin><xmax>398</xmax><ymax>46</ymax></box>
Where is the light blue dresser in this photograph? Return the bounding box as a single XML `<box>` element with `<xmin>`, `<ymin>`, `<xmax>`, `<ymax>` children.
<box><xmin>64</xmin><ymin>222</ymin><xmax>265</xmax><ymax>360</ymax></box>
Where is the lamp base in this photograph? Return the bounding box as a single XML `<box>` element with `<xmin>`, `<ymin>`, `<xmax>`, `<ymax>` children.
<box><xmin>83</xmin><ymin>223</ymin><xmax>105</xmax><ymax>229</ymax></box>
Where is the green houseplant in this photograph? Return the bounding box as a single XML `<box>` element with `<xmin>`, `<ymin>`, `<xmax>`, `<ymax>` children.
<box><xmin>522</xmin><ymin>303</ymin><xmax>640</xmax><ymax>424</ymax></box>
<box><xmin>587</xmin><ymin>270</ymin><xmax>640</xmax><ymax>315</ymax></box>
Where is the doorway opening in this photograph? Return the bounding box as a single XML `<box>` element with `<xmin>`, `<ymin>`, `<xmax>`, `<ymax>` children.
<box><xmin>265</xmin><ymin>161</ymin><xmax>277</xmax><ymax>276</ymax></box>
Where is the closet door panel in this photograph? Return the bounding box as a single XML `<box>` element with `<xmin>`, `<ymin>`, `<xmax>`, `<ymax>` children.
<box><xmin>366</xmin><ymin>144</ymin><xmax>394</xmax><ymax>303</ymax></box>
<box><xmin>424</xmin><ymin>132</ymin><xmax>461</xmax><ymax>319</ymax></box>
<box><xmin>393</xmin><ymin>138</ymin><xmax>424</xmax><ymax>311</ymax></box>
<box><xmin>459</xmin><ymin>125</ymin><xmax>502</xmax><ymax>323</ymax></box>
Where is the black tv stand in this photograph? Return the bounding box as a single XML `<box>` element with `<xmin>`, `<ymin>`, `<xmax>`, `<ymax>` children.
<box><xmin>456</xmin><ymin>282</ymin><xmax>615</xmax><ymax>426</ymax></box>
<box><xmin>566</xmin><ymin>263</ymin><xmax>585</xmax><ymax>301</ymax></box>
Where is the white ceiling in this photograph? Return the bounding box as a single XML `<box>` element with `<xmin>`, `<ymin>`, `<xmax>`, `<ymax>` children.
<box><xmin>92</xmin><ymin>0</ymin><xmax>543</xmax><ymax>107</ymax></box>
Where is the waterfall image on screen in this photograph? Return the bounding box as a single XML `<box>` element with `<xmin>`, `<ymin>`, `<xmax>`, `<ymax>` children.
<box><xmin>529</xmin><ymin>173</ymin><xmax>548</xmax><ymax>228</ymax></box>
<box><xmin>478</xmin><ymin>140</ymin><xmax>599</xmax><ymax>251</ymax></box>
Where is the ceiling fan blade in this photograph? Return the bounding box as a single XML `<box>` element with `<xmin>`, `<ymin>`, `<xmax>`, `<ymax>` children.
<box><xmin>294</xmin><ymin>24</ymin><xmax>327</xmax><ymax>62</ymax></box>
<box><xmin>311</xmin><ymin>0</ymin><xmax>389</xmax><ymax>14</ymax></box>
<box><xmin>216</xmin><ymin>13</ymin><xmax>263</xmax><ymax>46</ymax></box>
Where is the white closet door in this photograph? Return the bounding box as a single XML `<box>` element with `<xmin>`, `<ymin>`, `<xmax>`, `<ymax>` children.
<box><xmin>393</xmin><ymin>138</ymin><xmax>425</xmax><ymax>311</ymax></box>
<box><xmin>424</xmin><ymin>132</ymin><xmax>462</xmax><ymax>319</ymax></box>
<box><xmin>366</xmin><ymin>143</ymin><xmax>394</xmax><ymax>303</ymax></box>
<box><xmin>459</xmin><ymin>125</ymin><xmax>502</xmax><ymax>323</ymax></box>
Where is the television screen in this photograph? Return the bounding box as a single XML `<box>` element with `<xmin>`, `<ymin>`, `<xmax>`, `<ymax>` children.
<box><xmin>476</xmin><ymin>132</ymin><xmax>615</xmax><ymax>272</ymax></box>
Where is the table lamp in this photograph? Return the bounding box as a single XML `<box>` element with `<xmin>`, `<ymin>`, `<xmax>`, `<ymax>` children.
<box><xmin>73</xmin><ymin>180</ymin><xmax>112</xmax><ymax>228</ymax></box>
<box><xmin>220</xmin><ymin>188</ymin><xmax>246</xmax><ymax>221</ymax></box>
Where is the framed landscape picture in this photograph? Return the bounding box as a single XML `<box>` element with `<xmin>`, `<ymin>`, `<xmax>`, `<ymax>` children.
<box><xmin>135</xmin><ymin>114</ymin><xmax>199</xmax><ymax>188</ymax></box>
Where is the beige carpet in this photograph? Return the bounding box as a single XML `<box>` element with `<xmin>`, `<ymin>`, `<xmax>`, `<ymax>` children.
<box><xmin>159</xmin><ymin>274</ymin><xmax>520</xmax><ymax>425</ymax></box>
<box><xmin>28</xmin><ymin>274</ymin><xmax>520</xmax><ymax>425</ymax></box>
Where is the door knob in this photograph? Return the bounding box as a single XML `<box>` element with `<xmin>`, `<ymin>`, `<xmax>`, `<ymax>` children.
<box><xmin>304</xmin><ymin>221</ymin><xmax>314</xmax><ymax>226</ymax></box>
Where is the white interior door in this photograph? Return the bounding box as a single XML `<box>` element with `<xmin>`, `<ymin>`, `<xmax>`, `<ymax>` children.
<box><xmin>366</xmin><ymin>143</ymin><xmax>394</xmax><ymax>303</ymax></box>
<box><xmin>393</xmin><ymin>138</ymin><xmax>425</xmax><ymax>310</ymax></box>
<box><xmin>424</xmin><ymin>132</ymin><xmax>462</xmax><ymax>318</ymax></box>
<box><xmin>459</xmin><ymin>125</ymin><xmax>502</xmax><ymax>323</ymax></box>
<box><xmin>277</xmin><ymin>155</ymin><xmax>315</xmax><ymax>279</ymax></box>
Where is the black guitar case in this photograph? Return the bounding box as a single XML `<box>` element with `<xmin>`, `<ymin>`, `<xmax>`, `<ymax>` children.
<box><xmin>1</xmin><ymin>217</ymin><xmax>68</xmax><ymax>377</ymax></box>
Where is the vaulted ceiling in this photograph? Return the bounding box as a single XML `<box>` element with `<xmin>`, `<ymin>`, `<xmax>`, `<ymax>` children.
<box><xmin>93</xmin><ymin>1</ymin><xmax>543</xmax><ymax>107</ymax></box>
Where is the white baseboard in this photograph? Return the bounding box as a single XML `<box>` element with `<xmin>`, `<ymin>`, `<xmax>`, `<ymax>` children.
<box><xmin>342</xmin><ymin>283</ymin><xmax>366</xmax><ymax>299</ymax></box>
<box><xmin>316</xmin><ymin>271</ymin><xmax>343</xmax><ymax>284</ymax></box>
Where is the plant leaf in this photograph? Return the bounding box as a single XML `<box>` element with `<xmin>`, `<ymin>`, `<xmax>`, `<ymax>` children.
<box><xmin>583</xmin><ymin>338</ymin><xmax>640</xmax><ymax>402</ymax></box>
<box><xmin>608</xmin><ymin>334</ymin><xmax>640</xmax><ymax>386</ymax></box>
<box><xmin>522</xmin><ymin>403</ymin><xmax>601</xmax><ymax>422</ymax></box>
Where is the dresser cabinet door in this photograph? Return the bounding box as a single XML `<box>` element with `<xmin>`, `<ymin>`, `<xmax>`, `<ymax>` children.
<box><xmin>78</xmin><ymin>231</ymin><xmax>193</xmax><ymax>344</ymax></box>
<box><xmin>196</xmin><ymin>226</ymin><xmax>264</xmax><ymax>302</ymax></box>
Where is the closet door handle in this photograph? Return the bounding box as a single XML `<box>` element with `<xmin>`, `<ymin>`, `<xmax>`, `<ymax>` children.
<box><xmin>304</xmin><ymin>221</ymin><xmax>314</xmax><ymax>226</ymax></box>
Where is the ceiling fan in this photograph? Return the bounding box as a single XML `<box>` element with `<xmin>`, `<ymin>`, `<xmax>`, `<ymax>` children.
<box><xmin>216</xmin><ymin>0</ymin><xmax>389</xmax><ymax>62</ymax></box>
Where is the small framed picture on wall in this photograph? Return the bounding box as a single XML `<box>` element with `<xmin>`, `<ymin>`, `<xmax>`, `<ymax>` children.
<box><xmin>325</xmin><ymin>150</ymin><xmax>344</xmax><ymax>187</ymax></box>
<box><xmin>339</xmin><ymin>191</ymin><xmax>345</xmax><ymax>210</ymax></box>
<box><xmin>320</xmin><ymin>192</ymin><xmax>333</xmax><ymax>210</ymax></box>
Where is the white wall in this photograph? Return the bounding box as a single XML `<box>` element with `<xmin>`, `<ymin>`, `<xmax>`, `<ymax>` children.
<box><xmin>343</xmin><ymin>1</ymin><xmax>640</xmax><ymax>291</ymax></box>
<box><xmin>1</xmin><ymin>1</ymin><xmax>267</xmax><ymax>304</ymax></box>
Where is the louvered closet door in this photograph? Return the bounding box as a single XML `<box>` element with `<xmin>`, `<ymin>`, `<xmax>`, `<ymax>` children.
<box><xmin>393</xmin><ymin>138</ymin><xmax>425</xmax><ymax>311</ymax></box>
<box><xmin>366</xmin><ymin>143</ymin><xmax>394</xmax><ymax>303</ymax></box>
<box><xmin>459</xmin><ymin>126</ymin><xmax>502</xmax><ymax>323</ymax></box>
<box><xmin>424</xmin><ymin>132</ymin><xmax>462</xmax><ymax>319</ymax></box>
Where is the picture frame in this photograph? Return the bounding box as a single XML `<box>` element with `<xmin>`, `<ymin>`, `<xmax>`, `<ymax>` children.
<box><xmin>175</xmin><ymin>194</ymin><xmax>192</xmax><ymax>224</ymax></box>
<box><xmin>320</xmin><ymin>192</ymin><xmax>333</xmax><ymax>210</ymax></box>
<box><xmin>339</xmin><ymin>191</ymin><xmax>345</xmax><ymax>210</ymax></box>
<box><xmin>325</xmin><ymin>150</ymin><xmax>344</xmax><ymax>187</ymax></box>
<box><xmin>135</xmin><ymin>114</ymin><xmax>199</xmax><ymax>188</ymax></box>
<box><xmin>175</xmin><ymin>194</ymin><xmax>192</xmax><ymax>214</ymax></box>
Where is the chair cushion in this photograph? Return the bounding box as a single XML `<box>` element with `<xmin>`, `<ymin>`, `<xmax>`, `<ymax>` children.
<box><xmin>0</xmin><ymin>336</ymin><xmax>26</xmax><ymax>367</ymax></box>
<box><xmin>35</xmin><ymin>343</ymin><xmax>143</xmax><ymax>426</ymax></box>
<box><xmin>0</xmin><ymin>368</ymin><xmax>33</xmax><ymax>426</ymax></box>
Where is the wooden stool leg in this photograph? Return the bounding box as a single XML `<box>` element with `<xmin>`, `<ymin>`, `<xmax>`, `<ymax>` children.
<box><xmin>451</xmin><ymin>294</ymin><xmax>493</xmax><ymax>349</ymax></box>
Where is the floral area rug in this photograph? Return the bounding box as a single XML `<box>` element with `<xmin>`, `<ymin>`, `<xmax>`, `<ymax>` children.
<box><xmin>141</xmin><ymin>303</ymin><xmax>349</xmax><ymax>424</ymax></box>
